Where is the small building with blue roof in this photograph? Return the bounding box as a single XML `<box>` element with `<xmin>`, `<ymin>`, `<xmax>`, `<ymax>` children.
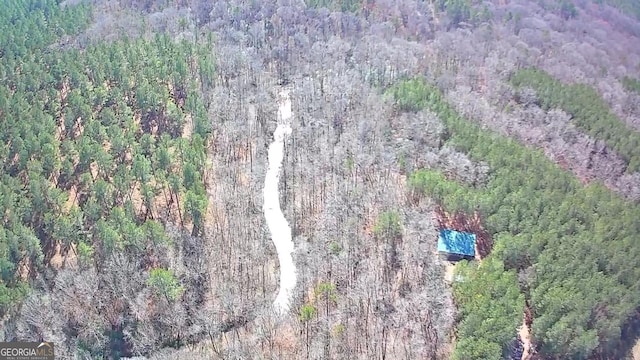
<box><xmin>437</xmin><ymin>229</ymin><xmax>476</xmax><ymax>261</ymax></box>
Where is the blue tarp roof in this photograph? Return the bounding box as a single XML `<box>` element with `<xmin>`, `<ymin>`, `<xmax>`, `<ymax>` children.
<box><xmin>437</xmin><ymin>229</ymin><xmax>476</xmax><ymax>257</ymax></box>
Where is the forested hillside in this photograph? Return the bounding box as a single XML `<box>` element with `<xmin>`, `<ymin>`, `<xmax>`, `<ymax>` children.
<box><xmin>1</xmin><ymin>0</ymin><xmax>640</xmax><ymax>359</ymax></box>
<box><xmin>398</xmin><ymin>78</ymin><xmax>640</xmax><ymax>359</ymax></box>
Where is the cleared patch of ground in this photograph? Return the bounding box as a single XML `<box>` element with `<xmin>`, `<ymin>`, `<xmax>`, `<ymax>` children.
<box><xmin>63</xmin><ymin>184</ymin><xmax>79</xmax><ymax>212</ymax></box>
<box><xmin>182</xmin><ymin>113</ymin><xmax>193</xmax><ymax>139</ymax></box>
<box><xmin>50</xmin><ymin>243</ymin><xmax>78</xmax><ymax>269</ymax></box>
<box><xmin>444</xmin><ymin>262</ymin><xmax>455</xmax><ymax>283</ymax></box>
<box><xmin>519</xmin><ymin>317</ymin><xmax>532</xmax><ymax>360</ymax></box>
<box><xmin>17</xmin><ymin>257</ymin><xmax>30</xmax><ymax>281</ymax></box>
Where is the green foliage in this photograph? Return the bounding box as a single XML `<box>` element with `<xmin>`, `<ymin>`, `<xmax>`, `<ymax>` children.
<box><xmin>452</xmin><ymin>258</ymin><xmax>524</xmax><ymax>360</ymax></box>
<box><xmin>395</xmin><ymin>77</ymin><xmax>640</xmax><ymax>359</ymax></box>
<box><xmin>373</xmin><ymin>210</ymin><xmax>402</xmax><ymax>240</ymax></box>
<box><xmin>622</xmin><ymin>76</ymin><xmax>640</xmax><ymax>95</ymax></box>
<box><xmin>0</xmin><ymin>0</ymin><xmax>91</xmax><ymax>59</ymax></box>
<box><xmin>184</xmin><ymin>187</ymin><xmax>208</xmax><ymax>237</ymax></box>
<box><xmin>596</xmin><ymin>0</ymin><xmax>640</xmax><ymax>21</ymax></box>
<box><xmin>511</xmin><ymin>68</ymin><xmax>640</xmax><ymax>173</ymax></box>
<box><xmin>0</xmin><ymin>0</ymin><xmax>211</xmax><ymax>313</ymax></box>
<box><xmin>345</xmin><ymin>153</ymin><xmax>354</xmax><ymax>172</ymax></box>
<box><xmin>197</xmin><ymin>48</ymin><xmax>216</xmax><ymax>87</ymax></box>
<box><xmin>386</xmin><ymin>78</ymin><xmax>431</xmax><ymax>112</ymax></box>
<box><xmin>332</xmin><ymin>323</ymin><xmax>346</xmax><ymax>337</ymax></box>
<box><xmin>535</xmin><ymin>0</ymin><xmax>578</xmax><ymax>19</ymax></box>
<box><xmin>147</xmin><ymin>268</ymin><xmax>184</xmax><ymax>302</ymax></box>
<box><xmin>0</xmin><ymin>281</ymin><xmax>29</xmax><ymax>316</ymax></box>
<box><xmin>437</xmin><ymin>0</ymin><xmax>472</xmax><ymax>24</ymax></box>
<box><xmin>452</xmin><ymin>337</ymin><xmax>502</xmax><ymax>360</ymax></box>
<box><xmin>143</xmin><ymin>220</ymin><xmax>172</xmax><ymax>246</ymax></box>
<box><xmin>559</xmin><ymin>0</ymin><xmax>578</xmax><ymax>19</ymax></box>
<box><xmin>409</xmin><ymin>170</ymin><xmax>480</xmax><ymax>214</ymax></box>
<box><xmin>76</xmin><ymin>241</ymin><xmax>94</xmax><ymax>267</ymax></box>
<box><xmin>328</xmin><ymin>241</ymin><xmax>342</xmax><ymax>255</ymax></box>
<box><xmin>314</xmin><ymin>281</ymin><xmax>338</xmax><ymax>303</ymax></box>
<box><xmin>436</xmin><ymin>0</ymin><xmax>493</xmax><ymax>26</ymax></box>
<box><xmin>300</xmin><ymin>303</ymin><xmax>317</xmax><ymax>322</ymax></box>
<box><xmin>306</xmin><ymin>0</ymin><xmax>361</xmax><ymax>12</ymax></box>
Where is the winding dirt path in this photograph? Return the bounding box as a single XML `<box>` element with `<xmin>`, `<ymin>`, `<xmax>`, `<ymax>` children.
<box><xmin>263</xmin><ymin>89</ymin><xmax>296</xmax><ymax>313</ymax></box>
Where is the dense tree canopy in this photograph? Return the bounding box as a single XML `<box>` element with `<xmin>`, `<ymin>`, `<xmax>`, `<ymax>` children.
<box><xmin>600</xmin><ymin>0</ymin><xmax>640</xmax><ymax>20</ymax></box>
<box><xmin>511</xmin><ymin>68</ymin><xmax>640</xmax><ymax>173</ymax></box>
<box><xmin>3</xmin><ymin>0</ymin><xmax>640</xmax><ymax>358</ymax></box>
<box><xmin>393</xmin><ymin>77</ymin><xmax>640</xmax><ymax>359</ymax></box>
<box><xmin>0</xmin><ymin>0</ymin><xmax>210</xmax><ymax>345</ymax></box>
<box><xmin>452</xmin><ymin>257</ymin><xmax>524</xmax><ymax>360</ymax></box>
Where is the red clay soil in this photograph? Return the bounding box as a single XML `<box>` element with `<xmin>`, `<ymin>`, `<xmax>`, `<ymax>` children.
<box><xmin>524</xmin><ymin>304</ymin><xmax>533</xmax><ymax>328</ymax></box>
<box><xmin>435</xmin><ymin>205</ymin><xmax>493</xmax><ymax>259</ymax></box>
